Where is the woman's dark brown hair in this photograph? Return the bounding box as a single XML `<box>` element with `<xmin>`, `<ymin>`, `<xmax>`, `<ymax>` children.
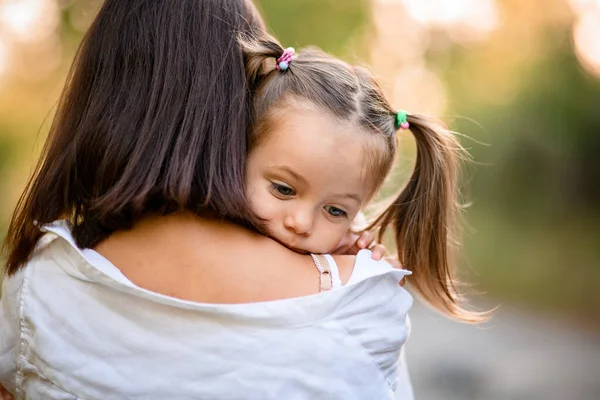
<box><xmin>3</xmin><ymin>0</ymin><xmax>265</xmax><ymax>275</ymax></box>
<box><xmin>243</xmin><ymin>34</ymin><xmax>487</xmax><ymax>323</ymax></box>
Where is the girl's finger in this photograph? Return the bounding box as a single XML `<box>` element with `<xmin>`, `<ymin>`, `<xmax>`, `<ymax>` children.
<box><xmin>370</xmin><ymin>244</ymin><xmax>386</xmax><ymax>260</ymax></box>
<box><xmin>356</xmin><ymin>230</ymin><xmax>374</xmax><ymax>249</ymax></box>
<box><xmin>334</xmin><ymin>232</ymin><xmax>360</xmax><ymax>254</ymax></box>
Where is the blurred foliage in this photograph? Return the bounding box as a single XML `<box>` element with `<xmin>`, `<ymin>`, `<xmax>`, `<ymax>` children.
<box><xmin>255</xmin><ymin>0</ymin><xmax>369</xmax><ymax>57</ymax></box>
<box><xmin>0</xmin><ymin>0</ymin><xmax>598</xmax><ymax>324</ymax></box>
<box><xmin>442</xmin><ymin>19</ymin><xmax>600</xmax><ymax>322</ymax></box>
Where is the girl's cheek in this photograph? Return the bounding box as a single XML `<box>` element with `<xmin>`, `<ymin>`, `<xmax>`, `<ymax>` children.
<box><xmin>250</xmin><ymin>190</ymin><xmax>277</xmax><ymax>218</ymax></box>
<box><xmin>246</xmin><ymin>190</ymin><xmax>264</xmax><ymax>216</ymax></box>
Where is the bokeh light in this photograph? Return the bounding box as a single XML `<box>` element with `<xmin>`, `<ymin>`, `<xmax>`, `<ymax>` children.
<box><xmin>370</xmin><ymin>0</ymin><xmax>501</xmax><ymax>116</ymax></box>
<box><xmin>0</xmin><ymin>39</ymin><xmax>8</xmax><ymax>77</ymax></box>
<box><xmin>402</xmin><ymin>0</ymin><xmax>500</xmax><ymax>37</ymax></box>
<box><xmin>0</xmin><ymin>0</ymin><xmax>62</xmax><ymax>83</ymax></box>
<box><xmin>393</xmin><ymin>64</ymin><xmax>447</xmax><ymax>115</ymax></box>
<box><xmin>567</xmin><ymin>0</ymin><xmax>600</xmax><ymax>14</ymax></box>
<box><xmin>569</xmin><ymin>0</ymin><xmax>600</xmax><ymax>77</ymax></box>
<box><xmin>573</xmin><ymin>13</ymin><xmax>600</xmax><ymax>76</ymax></box>
<box><xmin>0</xmin><ymin>0</ymin><xmax>60</xmax><ymax>44</ymax></box>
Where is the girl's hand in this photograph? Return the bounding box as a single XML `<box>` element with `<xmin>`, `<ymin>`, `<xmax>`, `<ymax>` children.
<box><xmin>334</xmin><ymin>230</ymin><xmax>405</xmax><ymax>286</ymax></box>
<box><xmin>334</xmin><ymin>230</ymin><xmax>402</xmax><ymax>266</ymax></box>
<box><xmin>334</xmin><ymin>212</ymin><xmax>405</xmax><ymax>285</ymax></box>
<box><xmin>332</xmin><ymin>230</ymin><xmax>361</xmax><ymax>255</ymax></box>
<box><xmin>334</xmin><ymin>212</ymin><xmax>383</xmax><ymax>256</ymax></box>
<box><xmin>354</xmin><ymin>230</ymin><xmax>387</xmax><ymax>260</ymax></box>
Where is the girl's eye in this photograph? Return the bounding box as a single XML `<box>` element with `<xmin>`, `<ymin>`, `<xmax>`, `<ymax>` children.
<box><xmin>324</xmin><ymin>205</ymin><xmax>347</xmax><ymax>218</ymax></box>
<box><xmin>271</xmin><ymin>183</ymin><xmax>295</xmax><ymax>197</ymax></box>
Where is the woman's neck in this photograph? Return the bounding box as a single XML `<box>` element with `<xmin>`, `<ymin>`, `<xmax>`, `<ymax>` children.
<box><xmin>104</xmin><ymin>211</ymin><xmax>255</xmax><ymax>245</ymax></box>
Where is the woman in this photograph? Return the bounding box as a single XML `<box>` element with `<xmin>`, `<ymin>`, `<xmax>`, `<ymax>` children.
<box><xmin>0</xmin><ymin>0</ymin><xmax>413</xmax><ymax>398</ymax></box>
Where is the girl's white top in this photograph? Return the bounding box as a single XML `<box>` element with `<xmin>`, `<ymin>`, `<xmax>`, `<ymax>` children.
<box><xmin>0</xmin><ymin>221</ymin><xmax>414</xmax><ymax>399</ymax></box>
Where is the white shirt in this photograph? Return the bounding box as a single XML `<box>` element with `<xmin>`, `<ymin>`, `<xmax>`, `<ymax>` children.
<box><xmin>0</xmin><ymin>221</ymin><xmax>414</xmax><ymax>399</ymax></box>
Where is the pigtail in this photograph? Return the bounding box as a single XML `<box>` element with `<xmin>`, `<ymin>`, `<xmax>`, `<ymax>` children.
<box><xmin>239</xmin><ymin>33</ymin><xmax>298</xmax><ymax>152</ymax></box>
<box><xmin>369</xmin><ymin>115</ymin><xmax>487</xmax><ymax>323</ymax></box>
<box><xmin>239</xmin><ymin>34</ymin><xmax>284</xmax><ymax>90</ymax></box>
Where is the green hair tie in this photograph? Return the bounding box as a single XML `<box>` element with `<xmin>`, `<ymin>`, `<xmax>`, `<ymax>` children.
<box><xmin>395</xmin><ymin>110</ymin><xmax>410</xmax><ymax>130</ymax></box>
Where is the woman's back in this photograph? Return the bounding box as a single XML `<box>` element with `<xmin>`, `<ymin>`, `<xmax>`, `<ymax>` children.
<box><xmin>0</xmin><ymin>217</ymin><xmax>413</xmax><ymax>399</ymax></box>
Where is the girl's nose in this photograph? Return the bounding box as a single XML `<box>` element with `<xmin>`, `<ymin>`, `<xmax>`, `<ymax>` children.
<box><xmin>283</xmin><ymin>211</ymin><xmax>313</xmax><ymax>236</ymax></box>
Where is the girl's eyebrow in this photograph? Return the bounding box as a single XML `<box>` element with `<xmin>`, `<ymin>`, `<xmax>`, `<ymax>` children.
<box><xmin>328</xmin><ymin>193</ymin><xmax>361</xmax><ymax>205</ymax></box>
<box><xmin>339</xmin><ymin>193</ymin><xmax>362</xmax><ymax>204</ymax></box>
<box><xmin>269</xmin><ymin>165</ymin><xmax>307</xmax><ymax>184</ymax></box>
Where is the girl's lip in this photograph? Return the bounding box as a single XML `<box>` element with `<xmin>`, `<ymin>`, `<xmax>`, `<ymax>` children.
<box><xmin>269</xmin><ymin>235</ymin><xmax>309</xmax><ymax>254</ymax></box>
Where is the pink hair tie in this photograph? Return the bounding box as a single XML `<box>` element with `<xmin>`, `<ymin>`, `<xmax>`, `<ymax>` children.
<box><xmin>276</xmin><ymin>47</ymin><xmax>295</xmax><ymax>71</ymax></box>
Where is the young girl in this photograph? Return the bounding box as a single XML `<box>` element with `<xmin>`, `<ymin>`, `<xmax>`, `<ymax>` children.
<box><xmin>243</xmin><ymin>35</ymin><xmax>481</xmax><ymax>322</ymax></box>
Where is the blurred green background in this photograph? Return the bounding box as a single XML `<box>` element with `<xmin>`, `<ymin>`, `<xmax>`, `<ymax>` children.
<box><xmin>1</xmin><ymin>1</ymin><xmax>599</xmax><ymax>398</ymax></box>
<box><xmin>1</xmin><ymin>0</ymin><xmax>598</xmax><ymax>323</ymax></box>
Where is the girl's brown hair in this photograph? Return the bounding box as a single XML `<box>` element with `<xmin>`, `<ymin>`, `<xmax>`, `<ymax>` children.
<box><xmin>3</xmin><ymin>0</ymin><xmax>265</xmax><ymax>275</ymax></box>
<box><xmin>243</xmin><ymin>34</ymin><xmax>486</xmax><ymax>322</ymax></box>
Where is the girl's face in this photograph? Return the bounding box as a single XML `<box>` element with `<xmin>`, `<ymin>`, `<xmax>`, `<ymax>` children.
<box><xmin>246</xmin><ymin>100</ymin><xmax>375</xmax><ymax>254</ymax></box>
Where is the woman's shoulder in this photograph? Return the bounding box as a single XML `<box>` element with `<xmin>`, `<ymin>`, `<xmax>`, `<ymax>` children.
<box><xmin>92</xmin><ymin>214</ymin><xmax>330</xmax><ymax>304</ymax></box>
